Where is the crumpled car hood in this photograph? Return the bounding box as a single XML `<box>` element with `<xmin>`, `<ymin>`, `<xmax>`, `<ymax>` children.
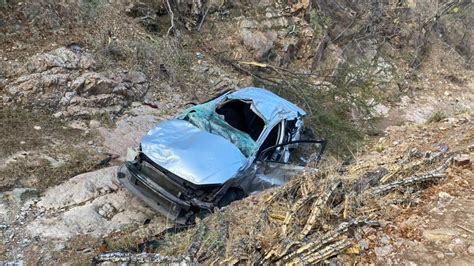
<box><xmin>140</xmin><ymin>119</ymin><xmax>247</xmax><ymax>185</ymax></box>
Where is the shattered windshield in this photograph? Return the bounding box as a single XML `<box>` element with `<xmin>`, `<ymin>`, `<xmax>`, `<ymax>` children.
<box><xmin>177</xmin><ymin>101</ymin><xmax>258</xmax><ymax>157</ymax></box>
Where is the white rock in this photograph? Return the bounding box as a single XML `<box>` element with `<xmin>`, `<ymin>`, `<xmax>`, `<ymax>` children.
<box><xmin>468</xmin><ymin>245</ymin><xmax>474</xmax><ymax>255</ymax></box>
<box><xmin>33</xmin><ymin>126</ymin><xmax>41</xmax><ymax>130</ymax></box>
<box><xmin>26</xmin><ymin>167</ymin><xmax>159</xmax><ymax>240</ymax></box>
<box><xmin>436</xmin><ymin>252</ymin><xmax>444</xmax><ymax>259</ymax></box>
<box><xmin>89</xmin><ymin>119</ymin><xmax>101</xmax><ymax>129</ymax></box>
<box><xmin>52</xmin><ymin>112</ymin><xmax>63</xmax><ymax>118</ymax></box>
<box><xmin>374</xmin><ymin>103</ymin><xmax>390</xmax><ymax>117</ymax></box>
<box><xmin>375</xmin><ymin>245</ymin><xmax>393</xmax><ymax>257</ymax></box>
<box><xmin>437</xmin><ymin>192</ymin><xmax>454</xmax><ymax>206</ymax></box>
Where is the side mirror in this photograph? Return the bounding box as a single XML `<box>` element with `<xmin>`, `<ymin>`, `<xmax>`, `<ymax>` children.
<box><xmin>257</xmin><ymin>139</ymin><xmax>327</xmax><ymax>166</ymax></box>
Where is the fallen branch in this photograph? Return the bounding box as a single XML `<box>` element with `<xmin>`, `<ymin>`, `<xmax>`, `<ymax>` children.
<box><xmin>165</xmin><ymin>0</ymin><xmax>175</xmax><ymax>36</ymax></box>
<box><xmin>92</xmin><ymin>252</ymin><xmax>184</xmax><ymax>264</ymax></box>
<box><xmin>277</xmin><ymin>219</ymin><xmax>378</xmax><ymax>263</ymax></box>
<box><xmin>311</xmin><ymin>33</ymin><xmax>330</xmax><ymax>71</ymax></box>
<box><xmin>456</xmin><ymin>224</ymin><xmax>474</xmax><ymax>234</ymax></box>
<box><xmin>369</xmin><ymin>157</ymin><xmax>453</xmax><ymax>196</ymax></box>
<box><xmin>197</xmin><ymin>6</ymin><xmax>210</xmax><ymax>31</ymax></box>
<box><xmin>298</xmin><ymin>181</ymin><xmax>342</xmax><ymax>239</ymax></box>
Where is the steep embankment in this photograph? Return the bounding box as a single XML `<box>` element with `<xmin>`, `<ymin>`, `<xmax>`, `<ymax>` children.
<box><xmin>1</xmin><ymin>0</ymin><xmax>472</xmax><ymax>264</ymax></box>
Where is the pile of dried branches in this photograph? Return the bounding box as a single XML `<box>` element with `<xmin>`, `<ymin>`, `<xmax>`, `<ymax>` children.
<box><xmin>94</xmin><ymin>145</ymin><xmax>455</xmax><ymax>264</ymax></box>
<box><xmin>253</xmin><ymin>156</ymin><xmax>453</xmax><ymax>264</ymax></box>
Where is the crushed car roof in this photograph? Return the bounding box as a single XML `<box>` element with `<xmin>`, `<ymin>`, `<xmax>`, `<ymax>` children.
<box><xmin>227</xmin><ymin>87</ymin><xmax>306</xmax><ymax>123</ymax></box>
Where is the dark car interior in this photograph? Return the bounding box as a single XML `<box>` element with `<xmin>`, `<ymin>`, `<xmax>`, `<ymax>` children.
<box><xmin>216</xmin><ymin>99</ymin><xmax>290</xmax><ymax>161</ymax></box>
<box><xmin>216</xmin><ymin>100</ymin><xmax>265</xmax><ymax>141</ymax></box>
<box><xmin>258</xmin><ymin>124</ymin><xmax>281</xmax><ymax>158</ymax></box>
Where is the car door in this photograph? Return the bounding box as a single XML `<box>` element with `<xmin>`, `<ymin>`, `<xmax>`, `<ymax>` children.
<box><xmin>251</xmin><ymin>120</ymin><xmax>326</xmax><ymax>192</ymax></box>
<box><xmin>237</xmin><ymin>118</ymin><xmax>320</xmax><ymax>192</ymax></box>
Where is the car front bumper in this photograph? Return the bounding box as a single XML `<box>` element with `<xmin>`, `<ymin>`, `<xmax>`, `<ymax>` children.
<box><xmin>117</xmin><ymin>162</ymin><xmax>191</xmax><ymax>224</ymax></box>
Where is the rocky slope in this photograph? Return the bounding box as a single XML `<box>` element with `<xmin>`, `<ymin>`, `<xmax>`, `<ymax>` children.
<box><xmin>0</xmin><ymin>0</ymin><xmax>473</xmax><ymax>264</ymax></box>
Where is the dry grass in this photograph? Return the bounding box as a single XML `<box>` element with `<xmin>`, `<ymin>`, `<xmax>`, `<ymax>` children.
<box><xmin>427</xmin><ymin>110</ymin><xmax>447</xmax><ymax>123</ymax></box>
<box><xmin>0</xmin><ymin>148</ymin><xmax>99</xmax><ymax>192</ymax></box>
<box><xmin>0</xmin><ymin>106</ymin><xmax>99</xmax><ymax>191</ymax></box>
<box><xmin>0</xmin><ymin>107</ymin><xmax>85</xmax><ymax>156</ymax></box>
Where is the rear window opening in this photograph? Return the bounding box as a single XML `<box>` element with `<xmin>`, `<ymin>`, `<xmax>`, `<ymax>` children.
<box><xmin>216</xmin><ymin>100</ymin><xmax>265</xmax><ymax>141</ymax></box>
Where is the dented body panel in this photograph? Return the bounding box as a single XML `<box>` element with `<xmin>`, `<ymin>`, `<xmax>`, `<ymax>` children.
<box><xmin>118</xmin><ymin>87</ymin><xmax>322</xmax><ymax>223</ymax></box>
<box><xmin>141</xmin><ymin>119</ymin><xmax>247</xmax><ymax>185</ymax></box>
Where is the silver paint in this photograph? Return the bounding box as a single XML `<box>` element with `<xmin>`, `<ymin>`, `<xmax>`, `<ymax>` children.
<box><xmin>141</xmin><ymin>119</ymin><xmax>247</xmax><ymax>185</ymax></box>
<box><xmin>140</xmin><ymin>87</ymin><xmax>307</xmax><ymax>186</ymax></box>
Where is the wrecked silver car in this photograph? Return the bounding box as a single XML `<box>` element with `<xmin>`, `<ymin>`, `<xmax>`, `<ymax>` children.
<box><xmin>117</xmin><ymin>87</ymin><xmax>325</xmax><ymax>223</ymax></box>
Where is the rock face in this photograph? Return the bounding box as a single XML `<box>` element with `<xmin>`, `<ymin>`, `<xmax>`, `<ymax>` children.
<box><xmin>27</xmin><ymin>167</ymin><xmax>155</xmax><ymax>239</ymax></box>
<box><xmin>240</xmin><ymin>28</ymin><xmax>277</xmax><ymax>59</ymax></box>
<box><xmin>5</xmin><ymin>47</ymin><xmax>148</xmax><ymax>117</ymax></box>
<box><xmin>1</xmin><ymin>166</ymin><xmax>168</xmax><ymax>261</ymax></box>
<box><xmin>97</xmin><ymin>104</ymin><xmax>165</xmax><ymax>159</ymax></box>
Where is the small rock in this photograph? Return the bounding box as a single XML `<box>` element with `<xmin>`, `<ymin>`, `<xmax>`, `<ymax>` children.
<box><xmin>380</xmin><ymin>235</ymin><xmax>391</xmax><ymax>245</ymax></box>
<box><xmin>12</xmin><ymin>188</ymin><xmax>39</xmax><ymax>203</ymax></box>
<box><xmin>468</xmin><ymin>245</ymin><xmax>474</xmax><ymax>255</ymax></box>
<box><xmin>20</xmin><ymin>239</ymin><xmax>31</xmax><ymax>247</ymax></box>
<box><xmin>374</xmin><ymin>245</ymin><xmax>393</xmax><ymax>257</ymax></box>
<box><xmin>53</xmin><ymin>112</ymin><xmax>63</xmax><ymax>118</ymax></box>
<box><xmin>2</xmin><ymin>95</ymin><xmax>12</xmax><ymax>102</ymax></box>
<box><xmin>239</xmin><ymin>28</ymin><xmax>277</xmax><ymax>59</ymax></box>
<box><xmin>437</xmin><ymin>192</ymin><xmax>454</xmax><ymax>206</ymax></box>
<box><xmin>468</xmin><ymin>144</ymin><xmax>474</xmax><ymax>152</ymax></box>
<box><xmin>195</xmin><ymin>52</ymin><xmax>205</xmax><ymax>59</ymax></box>
<box><xmin>89</xmin><ymin>119</ymin><xmax>101</xmax><ymax>128</ymax></box>
<box><xmin>98</xmin><ymin>209</ymin><xmax>106</xmax><ymax>217</ymax></box>
<box><xmin>20</xmin><ymin>141</ymin><xmax>26</xmax><ymax>145</ymax></box>
<box><xmin>54</xmin><ymin>242</ymin><xmax>66</xmax><ymax>251</ymax></box>
<box><xmin>68</xmin><ymin>120</ymin><xmax>88</xmax><ymax>131</ymax></box>
<box><xmin>358</xmin><ymin>240</ymin><xmax>369</xmax><ymax>250</ymax></box>
<box><xmin>436</xmin><ymin>252</ymin><xmax>444</xmax><ymax>259</ymax></box>
<box><xmin>453</xmin><ymin>154</ymin><xmax>470</xmax><ymax>167</ymax></box>
<box><xmin>33</xmin><ymin>125</ymin><xmax>41</xmax><ymax>130</ymax></box>
<box><xmin>88</xmin><ymin>140</ymin><xmax>94</xmax><ymax>145</ymax></box>
<box><xmin>97</xmin><ymin>203</ymin><xmax>116</xmax><ymax>219</ymax></box>
<box><xmin>374</xmin><ymin>103</ymin><xmax>390</xmax><ymax>117</ymax></box>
